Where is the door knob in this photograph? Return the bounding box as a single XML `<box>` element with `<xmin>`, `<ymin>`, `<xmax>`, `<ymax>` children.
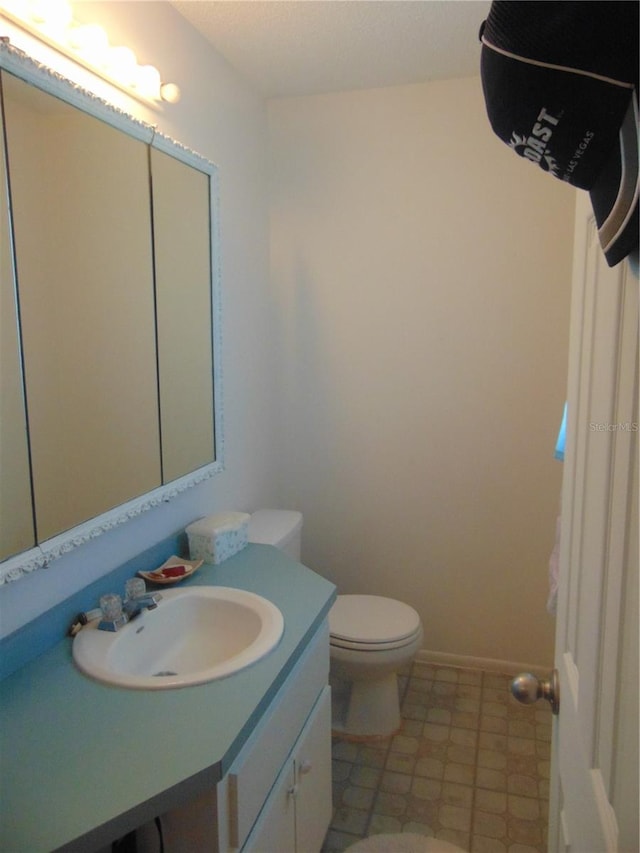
<box><xmin>511</xmin><ymin>670</ymin><xmax>559</xmax><ymax>715</ymax></box>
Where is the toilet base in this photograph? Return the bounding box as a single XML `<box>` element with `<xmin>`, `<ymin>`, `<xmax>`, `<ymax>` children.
<box><xmin>330</xmin><ymin>672</ymin><xmax>402</xmax><ymax>738</ymax></box>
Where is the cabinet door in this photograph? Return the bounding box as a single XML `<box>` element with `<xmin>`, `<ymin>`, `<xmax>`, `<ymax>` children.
<box><xmin>227</xmin><ymin>622</ymin><xmax>329</xmax><ymax>849</ymax></box>
<box><xmin>295</xmin><ymin>686</ymin><xmax>332</xmax><ymax>853</ymax></box>
<box><xmin>242</xmin><ymin>760</ymin><xmax>295</xmax><ymax>853</ymax></box>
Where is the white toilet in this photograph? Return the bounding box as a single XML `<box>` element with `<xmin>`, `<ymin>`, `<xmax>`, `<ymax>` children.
<box><xmin>329</xmin><ymin>593</ymin><xmax>423</xmax><ymax>737</ymax></box>
<box><xmin>247</xmin><ymin>509</ymin><xmax>304</xmax><ymax>560</ymax></box>
<box><xmin>248</xmin><ymin>510</ymin><xmax>423</xmax><ymax>738</ymax></box>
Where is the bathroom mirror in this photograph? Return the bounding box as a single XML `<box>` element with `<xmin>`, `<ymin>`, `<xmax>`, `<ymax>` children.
<box><xmin>0</xmin><ymin>83</ymin><xmax>34</xmax><ymax>560</ymax></box>
<box><xmin>0</xmin><ymin>43</ymin><xmax>222</xmax><ymax>582</ymax></box>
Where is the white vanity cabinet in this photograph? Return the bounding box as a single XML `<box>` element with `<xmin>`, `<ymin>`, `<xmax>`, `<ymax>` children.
<box><xmin>241</xmin><ymin>685</ymin><xmax>331</xmax><ymax>853</ymax></box>
<box><xmin>143</xmin><ymin>619</ymin><xmax>332</xmax><ymax>853</ymax></box>
<box><xmin>222</xmin><ymin>620</ymin><xmax>332</xmax><ymax>852</ymax></box>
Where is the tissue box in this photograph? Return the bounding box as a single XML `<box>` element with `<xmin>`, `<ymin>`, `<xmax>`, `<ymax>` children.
<box><xmin>185</xmin><ymin>511</ymin><xmax>250</xmax><ymax>564</ymax></box>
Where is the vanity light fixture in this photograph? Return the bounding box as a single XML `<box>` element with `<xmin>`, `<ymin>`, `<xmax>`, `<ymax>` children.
<box><xmin>0</xmin><ymin>0</ymin><xmax>181</xmax><ymax>106</ymax></box>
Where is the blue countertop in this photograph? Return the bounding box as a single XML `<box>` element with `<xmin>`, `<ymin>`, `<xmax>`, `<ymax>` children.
<box><xmin>0</xmin><ymin>544</ymin><xmax>336</xmax><ymax>852</ymax></box>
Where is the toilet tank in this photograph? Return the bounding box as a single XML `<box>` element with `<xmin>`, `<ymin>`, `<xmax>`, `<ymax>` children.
<box><xmin>248</xmin><ymin>510</ymin><xmax>303</xmax><ymax>561</ymax></box>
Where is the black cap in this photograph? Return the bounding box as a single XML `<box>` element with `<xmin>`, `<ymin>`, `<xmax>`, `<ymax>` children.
<box><xmin>480</xmin><ymin>1</ymin><xmax>638</xmax><ymax>267</ymax></box>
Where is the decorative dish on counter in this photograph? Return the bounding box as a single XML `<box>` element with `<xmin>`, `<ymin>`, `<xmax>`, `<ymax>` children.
<box><xmin>138</xmin><ymin>556</ymin><xmax>203</xmax><ymax>585</ymax></box>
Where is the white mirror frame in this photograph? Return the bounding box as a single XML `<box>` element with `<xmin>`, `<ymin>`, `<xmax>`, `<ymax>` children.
<box><xmin>0</xmin><ymin>41</ymin><xmax>224</xmax><ymax>584</ymax></box>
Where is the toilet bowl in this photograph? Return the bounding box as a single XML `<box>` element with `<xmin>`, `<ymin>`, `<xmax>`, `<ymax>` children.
<box><xmin>346</xmin><ymin>833</ymin><xmax>466</xmax><ymax>852</ymax></box>
<box><xmin>248</xmin><ymin>511</ymin><xmax>423</xmax><ymax>738</ymax></box>
<box><xmin>329</xmin><ymin>594</ymin><xmax>423</xmax><ymax>737</ymax></box>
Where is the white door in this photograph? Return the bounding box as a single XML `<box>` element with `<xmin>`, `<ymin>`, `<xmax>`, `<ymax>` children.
<box><xmin>548</xmin><ymin>193</ymin><xmax>638</xmax><ymax>852</ymax></box>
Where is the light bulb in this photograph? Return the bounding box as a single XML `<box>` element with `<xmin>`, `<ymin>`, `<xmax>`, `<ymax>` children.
<box><xmin>29</xmin><ymin>0</ymin><xmax>72</xmax><ymax>43</ymax></box>
<box><xmin>160</xmin><ymin>82</ymin><xmax>181</xmax><ymax>104</ymax></box>
<box><xmin>28</xmin><ymin>0</ymin><xmax>72</xmax><ymax>28</ymax></box>
<box><xmin>67</xmin><ymin>22</ymin><xmax>109</xmax><ymax>65</ymax></box>
<box><xmin>106</xmin><ymin>46</ymin><xmax>138</xmax><ymax>86</ymax></box>
<box><xmin>133</xmin><ymin>65</ymin><xmax>162</xmax><ymax>100</ymax></box>
<box><xmin>2</xmin><ymin>0</ymin><xmax>31</xmax><ymax>21</ymax></box>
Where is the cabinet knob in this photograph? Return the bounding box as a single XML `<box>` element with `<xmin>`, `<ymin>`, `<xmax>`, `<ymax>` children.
<box><xmin>298</xmin><ymin>759</ymin><xmax>312</xmax><ymax>776</ymax></box>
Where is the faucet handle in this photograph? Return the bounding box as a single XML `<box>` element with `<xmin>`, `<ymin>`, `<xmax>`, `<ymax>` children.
<box><xmin>98</xmin><ymin>593</ymin><xmax>128</xmax><ymax>631</ymax></box>
<box><xmin>100</xmin><ymin>593</ymin><xmax>123</xmax><ymax>620</ymax></box>
<box><xmin>125</xmin><ymin>577</ymin><xmax>146</xmax><ymax>600</ymax></box>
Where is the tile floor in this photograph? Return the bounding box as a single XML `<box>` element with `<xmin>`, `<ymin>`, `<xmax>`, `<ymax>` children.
<box><xmin>323</xmin><ymin>661</ymin><xmax>551</xmax><ymax>853</ymax></box>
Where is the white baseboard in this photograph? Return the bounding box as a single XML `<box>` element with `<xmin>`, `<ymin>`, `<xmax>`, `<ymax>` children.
<box><xmin>415</xmin><ymin>648</ymin><xmax>550</xmax><ymax>678</ymax></box>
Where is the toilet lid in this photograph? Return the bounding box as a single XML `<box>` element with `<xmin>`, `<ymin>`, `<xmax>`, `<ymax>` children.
<box><xmin>329</xmin><ymin>595</ymin><xmax>421</xmax><ymax>648</ymax></box>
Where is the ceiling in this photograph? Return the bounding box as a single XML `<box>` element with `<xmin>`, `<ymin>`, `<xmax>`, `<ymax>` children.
<box><xmin>169</xmin><ymin>1</ymin><xmax>491</xmax><ymax>99</ymax></box>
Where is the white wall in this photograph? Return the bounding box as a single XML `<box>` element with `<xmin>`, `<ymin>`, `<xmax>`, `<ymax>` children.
<box><xmin>269</xmin><ymin>78</ymin><xmax>576</xmax><ymax>668</ymax></box>
<box><xmin>0</xmin><ymin>1</ymin><xmax>279</xmax><ymax>634</ymax></box>
<box><xmin>2</xmin><ymin>5</ymin><xmax>576</xmax><ymax>671</ymax></box>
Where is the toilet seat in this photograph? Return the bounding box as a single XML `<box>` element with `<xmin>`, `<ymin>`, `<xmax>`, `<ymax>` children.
<box><xmin>329</xmin><ymin>595</ymin><xmax>421</xmax><ymax>651</ymax></box>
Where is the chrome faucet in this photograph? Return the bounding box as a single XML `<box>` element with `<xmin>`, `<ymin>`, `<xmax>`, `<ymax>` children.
<box><xmin>122</xmin><ymin>591</ymin><xmax>162</xmax><ymax>621</ymax></box>
<box><xmin>97</xmin><ymin>590</ymin><xmax>162</xmax><ymax>631</ymax></box>
<box><xmin>68</xmin><ymin>580</ymin><xmax>163</xmax><ymax>636</ymax></box>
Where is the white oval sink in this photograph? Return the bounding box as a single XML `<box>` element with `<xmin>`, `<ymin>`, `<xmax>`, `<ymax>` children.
<box><xmin>72</xmin><ymin>586</ymin><xmax>284</xmax><ymax>689</ymax></box>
